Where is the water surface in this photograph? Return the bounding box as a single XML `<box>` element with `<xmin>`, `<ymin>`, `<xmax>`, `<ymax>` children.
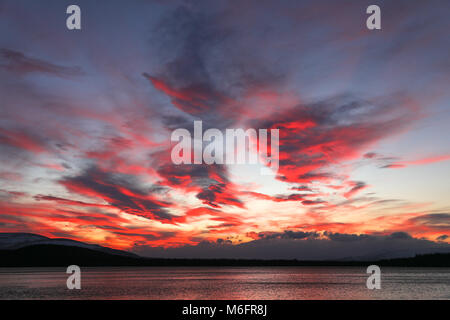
<box><xmin>0</xmin><ymin>267</ymin><xmax>449</xmax><ymax>299</ymax></box>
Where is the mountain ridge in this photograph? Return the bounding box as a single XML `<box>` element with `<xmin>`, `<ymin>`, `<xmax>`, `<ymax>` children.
<box><xmin>0</xmin><ymin>232</ymin><xmax>138</xmax><ymax>258</ymax></box>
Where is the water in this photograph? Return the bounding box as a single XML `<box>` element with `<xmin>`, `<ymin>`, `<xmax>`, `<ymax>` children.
<box><xmin>0</xmin><ymin>267</ymin><xmax>449</xmax><ymax>299</ymax></box>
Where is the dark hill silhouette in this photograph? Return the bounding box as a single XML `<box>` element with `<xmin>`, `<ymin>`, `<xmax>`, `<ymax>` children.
<box><xmin>1</xmin><ymin>243</ymin><xmax>449</xmax><ymax>267</ymax></box>
<box><xmin>0</xmin><ymin>244</ymin><xmax>140</xmax><ymax>267</ymax></box>
<box><xmin>0</xmin><ymin>232</ymin><xmax>138</xmax><ymax>258</ymax></box>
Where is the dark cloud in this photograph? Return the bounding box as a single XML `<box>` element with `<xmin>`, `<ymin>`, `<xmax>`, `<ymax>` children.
<box><xmin>60</xmin><ymin>166</ymin><xmax>175</xmax><ymax>222</ymax></box>
<box><xmin>196</xmin><ymin>183</ymin><xmax>244</xmax><ymax>208</ymax></box>
<box><xmin>344</xmin><ymin>181</ymin><xmax>367</xmax><ymax>198</ymax></box>
<box><xmin>133</xmin><ymin>232</ymin><xmax>450</xmax><ymax>260</ymax></box>
<box><xmin>0</xmin><ymin>48</ymin><xmax>84</xmax><ymax>77</ymax></box>
<box><xmin>149</xmin><ymin>4</ymin><xmax>284</xmax><ymax>107</ymax></box>
<box><xmin>409</xmin><ymin>213</ymin><xmax>450</xmax><ymax>230</ymax></box>
<box><xmin>301</xmin><ymin>199</ymin><xmax>327</xmax><ymax>206</ymax></box>
<box><xmin>363</xmin><ymin>152</ymin><xmax>378</xmax><ymax>159</ymax></box>
<box><xmin>325</xmin><ymin>232</ymin><xmax>370</xmax><ymax>242</ymax></box>
<box><xmin>381</xmin><ymin>164</ymin><xmax>405</xmax><ymax>169</ymax></box>
<box><xmin>258</xmin><ymin>230</ymin><xmax>319</xmax><ymax>240</ymax></box>
<box><xmin>143</xmin><ymin>1</ymin><xmax>289</xmax><ymax>142</ymax></box>
<box><xmin>216</xmin><ymin>238</ymin><xmax>232</xmax><ymax>245</ymax></box>
<box><xmin>290</xmin><ymin>185</ymin><xmax>314</xmax><ymax>192</ymax></box>
<box><xmin>0</xmin><ymin>127</ymin><xmax>48</xmax><ymax>154</ymax></box>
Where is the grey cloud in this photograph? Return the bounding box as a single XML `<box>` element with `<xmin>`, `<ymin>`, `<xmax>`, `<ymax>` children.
<box><xmin>133</xmin><ymin>232</ymin><xmax>450</xmax><ymax>261</ymax></box>
<box><xmin>0</xmin><ymin>48</ymin><xmax>84</xmax><ymax>77</ymax></box>
<box><xmin>258</xmin><ymin>230</ymin><xmax>319</xmax><ymax>240</ymax></box>
<box><xmin>409</xmin><ymin>213</ymin><xmax>450</xmax><ymax>230</ymax></box>
<box><xmin>60</xmin><ymin>166</ymin><xmax>174</xmax><ymax>221</ymax></box>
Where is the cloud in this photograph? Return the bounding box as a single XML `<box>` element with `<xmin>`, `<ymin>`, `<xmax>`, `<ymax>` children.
<box><xmin>254</xmin><ymin>94</ymin><xmax>419</xmax><ymax>186</ymax></box>
<box><xmin>33</xmin><ymin>194</ymin><xmax>112</xmax><ymax>209</ymax></box>
<box><xmin>0</xmin><ymin>172</ymin><xmax>22</xmax><ymax>181</ymax></box>
<box><xmin>0</xmin><ymin>127</ymin><xmax>47</xmax><ymax>154</ymax></box>
<box><xmin>196</xmin><ymin>183</ymin><xmax>244</xmax><ymax>208</ymax></box>
<box><xmin>241</xmin><ymin>191</ymin><xmax>320</xmax><ymax>204</ymax></box>
<box><xmin>257</xmin><ymin>230</ymin><xmax>319</xmax><ymax>240</ymax></box>
<box><xmin>409</xmin><ymin>213</ymin><xmax>450</xmax><ymax>230</ymax></box>
<box><xmin>363</xmin><ymin>152</ymin><xmax>378</xmax><ymax>159</ymax></box>
<box><xmin>0</xmin><ymin>48</ymin><xmax>84</xmax><ymax>77</ymax></box>
<box><xmin>382</xmin><ymin>155</ymin><xmax>450</xmax><ymax>169</ymax></box>
<box><xmin>0</xmin><ymin>0</ymin><xmax>449</xmax><ymax>253</ymax></box>
<box><xmin>343</xmin><ymin>181</ymin><xmax>368</xmax><ymax>199</ymax></box>
<box><xmin>290</xmin><ymin>185</ymin><xmax>314</xmax><ymax>192</ymax></box>
<box><xmin>141</xmin><ymin>3</ymin><xmax>423</xmax><ymax>209</ymax></box>
<box><xmin>59</xmin><ymin>166</ymin><xmax>175</xmax><ymax>222</ymax></box>
<box><xmin>154</xmin><ymin>152</ymin><xmax>243</xmax><ymax>208</ymax></box>
<box><xmin>133</xmin><ymin>231</ymin><xmax>450</xmax><ymax>260</ymax></box>
<box><xmin>437</xmin><ymin>235</ymin><xmax>448</xmax><ymax>241</ymax></box>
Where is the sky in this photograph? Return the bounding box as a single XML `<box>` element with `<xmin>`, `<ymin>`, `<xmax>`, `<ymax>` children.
<box><xmin>0</xmin><ymin>0</ymin><xmax>449</xmax><ymax>260</ymax></box>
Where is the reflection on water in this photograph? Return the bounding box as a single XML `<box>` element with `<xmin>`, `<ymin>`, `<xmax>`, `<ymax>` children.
<box><xmin>0</xmin><ymin>267</ymin><xmax>449</xmax><ymax>299</ymax></box>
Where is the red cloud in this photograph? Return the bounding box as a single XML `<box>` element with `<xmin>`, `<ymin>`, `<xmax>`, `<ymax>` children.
<box><xmin>0</xmin><ymin>128</ymin><xmax>47</xmax><ymax>153</ymax></box>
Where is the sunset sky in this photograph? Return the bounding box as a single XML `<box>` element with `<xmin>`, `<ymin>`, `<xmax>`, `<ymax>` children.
<box><xmin>0</xmin><ymin>0</ymin><xmax>449</xmax><ymax>259</ymax></box>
